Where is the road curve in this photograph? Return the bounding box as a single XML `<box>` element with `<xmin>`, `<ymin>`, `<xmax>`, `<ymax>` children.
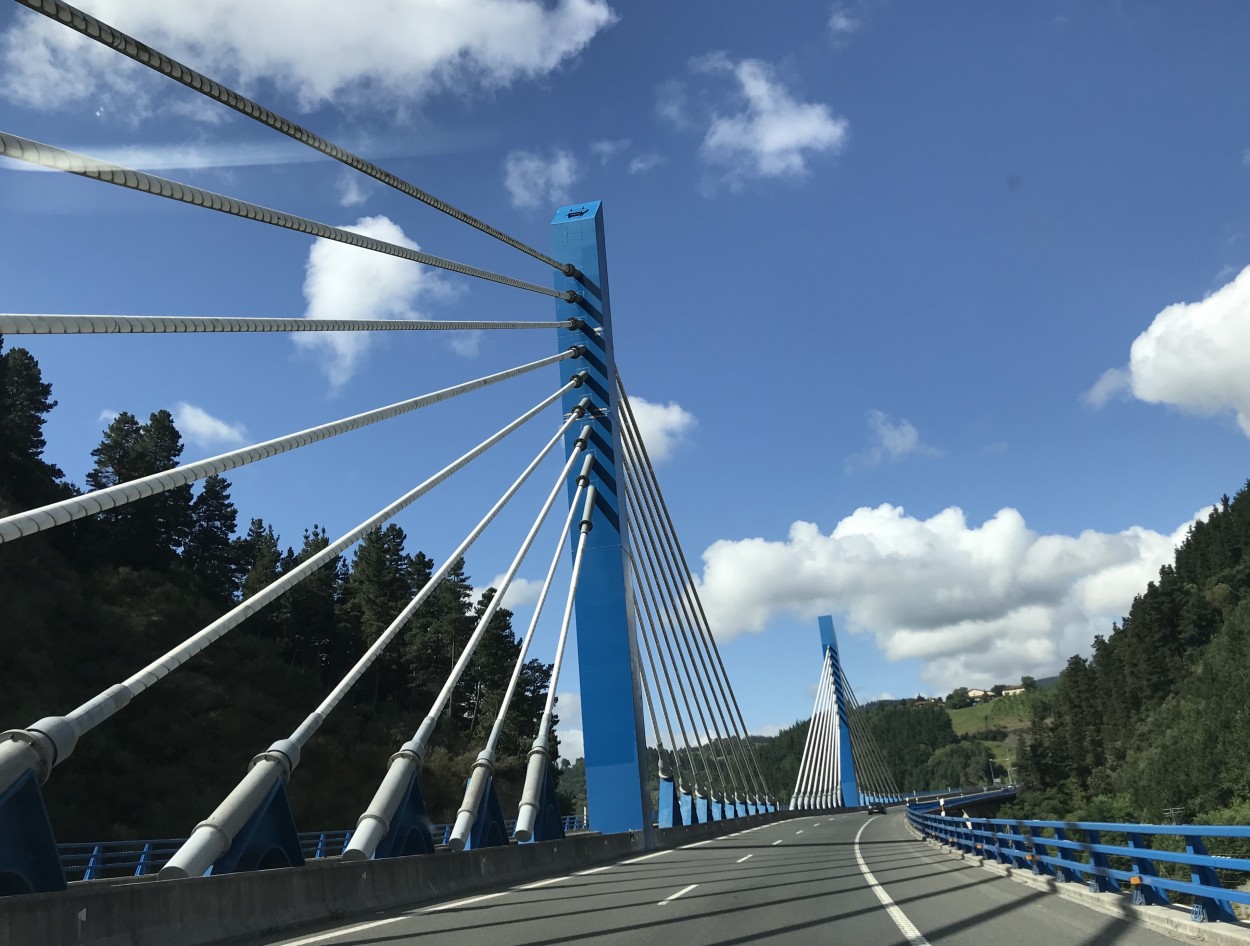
<box><xmin>245</xmin><ymin>813</ymin><xmax>1184</xmax><ymax>946</ymax></box>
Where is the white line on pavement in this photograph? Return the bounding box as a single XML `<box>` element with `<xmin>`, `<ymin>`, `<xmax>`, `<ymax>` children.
<box><xmin>622</xmin><ymin>849</ymin><xmax>673</xmax><ymax>864</ymax></box>
<box><xmin>855</xmin><ymin>818</ymin><xmax>931</xmax><ymax>946</ymax></box>
<box><xmin>272</xmin><ymin>916</ymin><xmax>408</xmax><ymax>946</ymax></box>
<box><xmin>772</xmin><ymin>839</ymin><xmax>783</xmax><ymax>846</ymax></box>
<box><xmin>796</xmin><ymin>829</ymin><xmax>804</xmax><ymax>834</ymax></box>
<box><xmin>658</xmin><ymin>883</ymin><xmax>699</xmax><ymax>906</ymax></box>
<box><xmin>423</xmin><ymin>892</ymin><xmax>508</xmax><ymax>913</ymax></box>
<box><xmin>681</xmin><ymin>839</ymin><xmax>715</xmax><ymax>848</ymax></box>
<box><xmin>736</xmin><ymin>854</ymin><xmax>754</xmax><ymax>864</ymax></box>
<box><xmin>515</xmin><ymin>876</ymin><xmax>568</xmax><ymax>890</ymax></box>
<box><xmin>575</xmin><ymin>865</ymin><xmax>615</xmax><ymax>875</ymax></box>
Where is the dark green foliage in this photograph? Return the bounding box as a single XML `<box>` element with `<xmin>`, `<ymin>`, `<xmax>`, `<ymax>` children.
<box><xmin>0</xmin><ymin>348</ymin><xmax>557</xmax><ymax>840</ymax></box>
<box><xmin>1016</xmin><ymin>482</ymin><xmax>1250</xmax><ymax>823</ymax></box>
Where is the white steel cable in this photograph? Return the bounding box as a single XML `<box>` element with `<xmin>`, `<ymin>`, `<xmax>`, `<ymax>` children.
<box><xmin>0</xmin><ymin>132</ymin><xmax>578</xmax><ymax>303</ymax></box>
<box><xmin>617</xmin><ymin>381</ymin><xmax>772</xmax><ymax>802</ymax></box>
<box><xmin>627</xmin><ymin>519</ymin><xmax>724</xmax><ymax>797</ymax></box>
<box><xmin>514</xmin><ymin>485</ymin><xmax>597</xmax><ymax>840</ymax></box>
<box><xmin>792</xmin><ymin>647</ymin><xmax>832</xmax><ymax>807</ymax></box>
<box><xmin>163</xmin><ymin>403</ymin><xmax>587</xmax><ymax>879</ymax></box>
<box><xmin>620</xmin><ymin>452</ymin><xmax>757</xmax><ymax>805</ymax></box>
<box><xmin>630</xmin><ymin>582</ymin><xmax>689</xmax><ymax>793</ymax></box>
<box><xmin>0</xmin><ymin>313</ymin><xmax>576</xmax><ymax>335</ymax></box>
<box><xmin>0</xmin><ymin>349</ymin><xmax>580</xmax><ymax>543</ymax></box>
<box><xmin>446</xmin><ymin>439</ymin><xmax>592</xmax><ymax>849</ymax></box>
<box><xmin>1</xmin><ymin>374</ymin><xmax>586</xmax><ymax>794</ymax></box>
<box><xmin>13</xmin><ymin>0</ymin><xmax>578</xmax><ymax>276</ymax></box>
<box><xmin>621</xmin><ymin>468</ymin><xmax>746</xmax><ymax>803</ymax></box>
<box><xmin>288</xmin><ymin>407</ymin><xmax>589</xmax><ymax>750</ymax></box>
<box><xmin>631</xmin><ymin>578</ymin><xmax>708</xmax><ymax>797</ymax></box>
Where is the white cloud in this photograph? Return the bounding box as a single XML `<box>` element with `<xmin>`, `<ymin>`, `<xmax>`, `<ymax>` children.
<box><xmin>628</xmin><ymin>396</ymin><xmax>697</xmax><ymax>463</ymax></box>
<box><xmin>555</xmin><ymin>691</ymin><xmax>584</xmax><ymax>761</ymax></box>
<box><xmin>696</xmin><ymin>503</ymin><xmax>1197</xmax><ymax>691</ymax></box>
<box><xmin>628</xmin><ymin>152</ymin><xmax>665</xmax><ymax>174</ymax></box>
<box><xmin>336</xmin><ymin>171</ymin><xmax>370</xmax><ymax>208</ymax></box>
<box><xmin>295</xmin><ymin>214</ymin><xmax>455</xmax><ymax>388</ymax></box>
<box><xmin>656</xmin><ymin>80</ymin><xmax>690</xmax><ymax>128</ymax></box>
<box><xmin>828</xmin><ymin>4</ymin><xmax>862</xmax><ymax>37</ymax></box>
<box><xmin>694</xmin><ymin>54</ymin><xmax>848</xmax><ymax>187</ymax></box>
<box><xmin>0</xmin><ymin>140</ymin><xmax>318</xmax><ymax>174</ymax></box>
<box><xmin>1083</xmin><ymin>367</ymin><xmax>1130</xmax><ymax>408</ymax></box>
<box><xmin>504</xmin><ymin>149</ymin><xmax>580</xmax><ymax>209</ymax></box>
<box><xmin>1</xmin><ymin>0</ymin><xmax>616</xmax><ymax>115</ymax></box>
<box><xmin>173</xmin><ymin>401</ymin><xmax>247</xmax><ymax>448</ymax></box>
<box><xmin>845</xmin><ymin>410</ymin><xmax>939</xmax><ymax>471</ymax></box>
<box><xmin>1088</xmin><ymin>265</ymin><xmax>1250</xmax><ymax>435</ymax></box>
<box><xmin>98</xmin><ymin>408</ymin><xmax>120</xmax><ymax>424</ymax></box>
<box><xmin>590</xmin><ymin>138</ymin><xmax>630</xmax><ymax>163</ymax></box>
<box><xmin>476</xmin><ymin>575</ymin><xmax>545</xmax><ymax>609</ymax></box>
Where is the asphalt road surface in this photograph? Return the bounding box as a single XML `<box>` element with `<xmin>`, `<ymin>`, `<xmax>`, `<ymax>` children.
<box><xmin>249</xmin><ymin>813</ymin><xmax>1185</xmax><ymax>946</ymax></box>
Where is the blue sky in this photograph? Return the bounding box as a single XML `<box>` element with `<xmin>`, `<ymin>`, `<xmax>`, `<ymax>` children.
<box><xmin>3</xmin><ymin>1</ymin><xmax>1250</xmax><ymax>757</ymax></box>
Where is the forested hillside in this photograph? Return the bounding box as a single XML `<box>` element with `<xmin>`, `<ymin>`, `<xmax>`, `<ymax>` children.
<box><xmin>1012</xmin><ymin>484</ymin><xmax>1250</xmax><ymax>824</ymax></box>
<box><xmin>0</xmin><ymin>336</ymin><xmax>566</xmax><ymax>841</ymax></box>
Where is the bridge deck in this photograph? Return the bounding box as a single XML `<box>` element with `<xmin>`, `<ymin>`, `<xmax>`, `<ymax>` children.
<box><xmin>242</xmin><ymin>813</ymin><xmax>1183</xmax><ymax>946</ymax></box>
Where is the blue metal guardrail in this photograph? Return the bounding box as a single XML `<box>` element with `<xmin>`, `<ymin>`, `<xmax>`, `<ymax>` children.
<box><xmin>57</xmin><ymin>817</ymin><xmax>588</xmax><ymax>882</ymax></box>
<box><xmin>908</xmin><ymin>806</ymin><xmax>1250</xmax><ymax>923</ymax></box>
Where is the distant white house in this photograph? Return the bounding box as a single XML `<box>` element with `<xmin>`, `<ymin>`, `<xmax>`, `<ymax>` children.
<box><xmin>1001</xmin><ymin>685</ymin><xmax>1027</xmax><ymax>697</ymax></box>
<box><xmin>967</xmin><ymin>688</ymin><xmax>990</xmax><ymax>699</ymax></box>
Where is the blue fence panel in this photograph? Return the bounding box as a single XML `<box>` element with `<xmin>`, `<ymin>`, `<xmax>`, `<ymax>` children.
<box><xmin>907</xmin><ymin>806</ymin><xmax>1250</xmax><ymax>923</ymax></box>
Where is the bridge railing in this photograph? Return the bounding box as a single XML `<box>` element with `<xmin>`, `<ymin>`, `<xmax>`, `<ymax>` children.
<box><xmin>57</xmin><ymin>817</ymin><xmax>589</xmax><ymax>882</ymax></box>
<box><xmin>908</xmin><ymin>806</ymin><xmax>1250</xmax><ymax>923</ymax></box>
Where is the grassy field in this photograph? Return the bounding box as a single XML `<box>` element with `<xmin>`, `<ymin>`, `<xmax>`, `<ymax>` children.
<box><xmin>946</xmin><ymin>694</ymin><xmax>1036</xmax><ymax>735</ymax></box>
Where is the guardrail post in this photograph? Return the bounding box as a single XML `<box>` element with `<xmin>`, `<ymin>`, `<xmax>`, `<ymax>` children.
<box><xmin>1027</xmin><ymin>826</ymin><xmax>1053</xmax><ymax>876</ymax></box>
<box><xmin>1124</xmin><ymin>832</ymin><xmax>1168</xmax><ymax>906</ymax></box>
<box><xmin>1051</xmin><ymin>828</ymin><xmax>1084</xmax><ymax>883</ymax></box>
<box><xmin>552</xmin><ymin>201</ymin><xmax>652</xmax><ymax>840</ymax></box>
<box><xmin>1082</xmin><ymin>830</ymin><xmax>1119</xmax><ymax>893</ymax></box>
<box><xmin>1183</xmin><ymin>834</ymin><xmax>1236</xmax><ymax>922</ymax></box>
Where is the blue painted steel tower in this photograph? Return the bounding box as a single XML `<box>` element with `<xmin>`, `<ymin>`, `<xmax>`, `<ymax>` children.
<box><xmin>818</xmin><ymin>615</ymin><xmax>861</xmax><ymax>807</ymax></box>
<box><xmin>552</xmin><ymin>202</ymin><xmax>652</xmax><ymax>836</ymax></box>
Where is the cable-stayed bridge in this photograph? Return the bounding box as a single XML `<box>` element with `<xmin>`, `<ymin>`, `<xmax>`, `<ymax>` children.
<box><xmin>1</xmin><ymin>4</ymin><xmax>1248</xmax><ymax>944</ymax></box>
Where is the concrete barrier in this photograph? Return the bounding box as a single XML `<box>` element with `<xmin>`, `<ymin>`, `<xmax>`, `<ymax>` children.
<box><xmin>0</xmin><ymin>808</ymin><xmax>841</xmax><ymax>946</ymax></box>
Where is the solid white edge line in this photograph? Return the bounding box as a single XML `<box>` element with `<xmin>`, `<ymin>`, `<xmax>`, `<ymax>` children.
<box><xmin>658</xmin><ymin>883</ymin><xmax>699</xmax><ymax>906</ymax></box>
<box><xmin>422</xmin><ymin>891</ymin><xmax>508</xmax><ymax>913</ymax></box>
<box><xmin>854</xmin><ymin>817</ymin><xmax>931</xmax><ymax>946</ymax></box>
<box><xmin>514</xmin><ymin>875</ymin><xmax>568</xmax><ymax>890</ymax></box>
<box><xmin>736</xmin><ymin>854</ymin><xmax>754</xmax><ymax>864</ymax></box>
<box><xmin>270</xmin><ymin>916</ymin><xmax>408</xmax><ymax>946</ymax></box>
<box><xmin>622</xmin><ymin>849</ymin><xmax>674</xmax><ymax>864</ymax></box>
<box><xmin>682</xmin><ymin>838</ymin><xmax>715</xmax><ymax>848</ymax></box>
<box><xmin>575</xmin><ymin>865</ymin><xmax>615</xmax><ymax>875</ymax></box>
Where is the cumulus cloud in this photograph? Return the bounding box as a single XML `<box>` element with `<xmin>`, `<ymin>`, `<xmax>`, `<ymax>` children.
<box><xmin>628</xmin><ymin>396</ymin><xmax>697</xmax><ymax>463</ymax></box>
<box><xmin>1086</xmin><ymin>265</ymin><xmax>1250</xmax><ymax>435</ymax></box>
<box><xmin>295</xmin><ymin>215</ymin><xmax>455</xmax><ymax>388</ymax></box>
<box><xmin>696</xmin><ymin>503</ymin><xmax>1197</xmax><ymax>690</ymax></box>
<box><xmin>628</xmin><ymin>152</ymin><xmax>665</xmax><ymax>174</ymax></box>
<box><xmin>692</xmin><ymin>53</ymin><xmax>848</xmax><ymax>187</ymax></box>
<box><xmin>555</xmin><ymin>691</ymin><xmax>584</xmax><ymax>761</ymax></box>
<box><xmin>1</xmin><ymin>0</ymin><xmax>616</xmax><ymax>115</ymax></box>
<box><xmin>173</xmin><ymin>402</ymin><xmax>247</xmax><ymax>448</ymax></box>
<box><xmin>504</xmin><ymin>148</ymin><xmax>580</xmax><ymax>209</ymax></box>
<box><xmin>98</xmin><ymin>408</ymin><xmax>120</xmax><ymax>425</ymax></box>
<box><xmin>845</xmin><ymin>410</ymin><xmax>939</xmax><ymax>471</ymax></box>
<box><xmin>474</xmin><ymin>575</ymin><xmax>545</xmax><ymax>610</ymax></box>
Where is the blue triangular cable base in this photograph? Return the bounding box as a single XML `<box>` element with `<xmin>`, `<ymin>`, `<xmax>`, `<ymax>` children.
<box><xmin>679</xmin><ymin>791</ymin><xmax>696</xmax><ymax>825</ymax></box>
<box><xmin>464</xmin><ymin>775</ymin><xmax>508</xmax><ymax>851</ymax></box>
<box><xmin>0</xmin><ymin>767</ymin><xmax>66</xmax><ymax>895</ymax></box>
<box><xmin>211</xmin><ymin>777</ymin><xmax>305</xmax><ymax>875</ymax></box>
<box><xmin>657</xmin><ymin>777</ymin><xmax>682</xmax><ymax>829</ymax></box>
<box><xmin>375</xmin><ymin>769</ymin><xmax>434</xmax><ymax>859</ymax></box>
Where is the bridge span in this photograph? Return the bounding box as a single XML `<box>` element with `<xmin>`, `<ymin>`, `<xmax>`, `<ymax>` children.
<box><xmin>238</xmin><ymin>812</ymin><xmax>1182</xmax><ymax>946</ymax></box>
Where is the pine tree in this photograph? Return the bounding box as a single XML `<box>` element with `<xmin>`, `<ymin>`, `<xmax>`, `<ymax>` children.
<box><xmin>0</xmin><ymin>337</ymin><xmax>66</xmax><ymax>509</ymax></box>
<box><xmin>182</xmin><ymin>474</ymin><xmax>243</xmax><ymax>604</ymax></box>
